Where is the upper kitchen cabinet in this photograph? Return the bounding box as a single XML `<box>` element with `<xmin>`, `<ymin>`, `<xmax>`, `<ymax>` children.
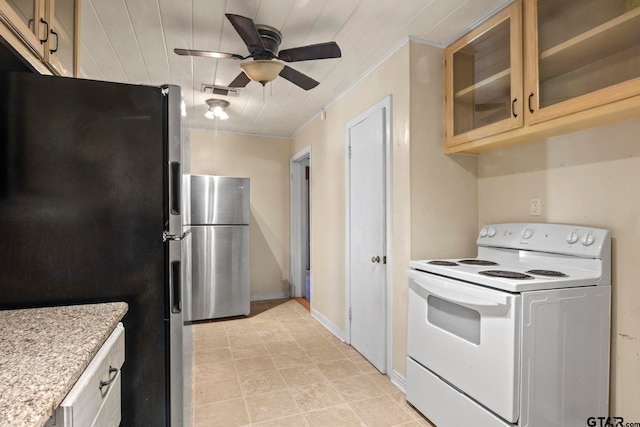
<box><xmin>525</xmin><ymin>0</ymin><xmax>640</xmax><ymax>124</ymax></box>
<box><xmin>43</xmin><ymin>0</ymin><xmax>77</xmax><ymax>76</ymax></box>
<box><xmin>0</xmin><ymin>0</ymin><xmax>46</xmax><ymax>56</ymax></box>
<box><xmin>444</xmin><ymin>1</ymin><xmax>523</xmax><ymax>149</ymax></box>
<box><xmin>0</xmin><ymin>0</ymin><xmax>77</xmax><ymax>76</ymax></box>
<box><xmin>445</xmin><ymin>0</ymin><xmax>640</xmax><ymax>154</ymax></box>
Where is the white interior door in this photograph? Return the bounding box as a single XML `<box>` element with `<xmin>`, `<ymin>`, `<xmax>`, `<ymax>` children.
<box><xmin>347</xmin><ymin>104</ymin><xmax>386</xmax><ymax>373</ymax></box>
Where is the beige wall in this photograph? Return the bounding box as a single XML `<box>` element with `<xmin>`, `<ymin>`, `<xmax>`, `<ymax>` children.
<box><xmin>478</xmin><ymin>118</ymin><xmax>640</xmax><ymax>419</ymax></box>
<box><xmin>291</xmin><ymin>41</ymin><xmax>479</xmax><ymax>377</ymax></box>
<box><xmin>292</xmin><ymin>42</ymin><xmax>411</xmax><ymax>368</ymax></box>
<box><xmin>405</xmin><ymin>43</ymin><xmax>479</xmax><ymax>375</ymax></box>
<box><xmin>190</xmin><ymin>130</ymin><xmax>291</xmax><ymax>298</ymax></box>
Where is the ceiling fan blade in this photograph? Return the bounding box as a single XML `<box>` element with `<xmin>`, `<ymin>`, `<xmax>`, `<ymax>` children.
<box><xmin>173</xmin><ymin>48</ymin><xmax>244</xmax><ymax>60</ymax></box>
<box><xmin>225</xmin><ymin>14</ymin><xmax>265</xmax><ymax>55</ymax></box>
<box><xmin>278</xmin><ymin>42</ymin><xmax>341</xmax><ymax>62</ymax></box>
<box><xmin>279</xmin><ymin>65</ymin><xmax>319</xmax><ymax>90</ymax></box>
<box><xmin>228</xmin><ymin>71</ymin><xmax>251</xmax><ymax>88</ymax></box>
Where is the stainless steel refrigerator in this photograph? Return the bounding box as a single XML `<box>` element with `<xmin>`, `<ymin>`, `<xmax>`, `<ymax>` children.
<box><xmin>187</xmin><ymin>175</ymin><xmax>250</xmax><ymax>321</ymax></box>
<box><xmin>0</xmin><ymin>71</ymin><xmax>191</xmax><ymax>427</ymax></box>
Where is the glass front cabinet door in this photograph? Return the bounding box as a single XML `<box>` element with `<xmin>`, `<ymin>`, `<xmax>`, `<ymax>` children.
<box><xmin>525</xmin><ymin>0</ymin><xmax>640</xmax><ymax>124</ymax></box>
<box><xmin>444</xmin><ymin>1</ymin><xmax>523</xmax><ymax>148</ymax></box>
<box><xmin>44</xmin><ymin>0</ymin><xmax>76</xmax><ymax>76</ymax></box>
<box><xmin>0</xmin><ymin>0</ymin><xmax>47</xmax><ymax>57</ymax></box>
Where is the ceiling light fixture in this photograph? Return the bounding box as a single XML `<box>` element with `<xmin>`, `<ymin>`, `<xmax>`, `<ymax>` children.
<box><xmin>204</xmin><ymin>98</ymin><xmax>230</xmax><ymax>120</ymax></box>
<box><xmin>240</xmin><ymin>60</ymin><xmax>285</xmax><ymax>86</ymax></box>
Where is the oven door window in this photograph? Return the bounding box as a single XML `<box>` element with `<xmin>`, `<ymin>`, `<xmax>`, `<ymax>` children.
<box><xmin>427</xmin><ymin>294</ymin><xmax>481</xmax><ymax>345</ymax></box>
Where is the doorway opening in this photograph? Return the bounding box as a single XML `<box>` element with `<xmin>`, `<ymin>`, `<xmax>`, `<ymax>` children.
<box><xmin>290</xmin><ymin>146</ymin><xmax>311</xmax><ymax>309</ymax></box>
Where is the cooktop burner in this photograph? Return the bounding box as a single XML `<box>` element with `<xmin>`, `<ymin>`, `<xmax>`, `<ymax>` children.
<box><xmin>526</xmin><ymin>269</ymin><xmax>568</xmax><ymax>277</ymax></box>
<box><xmin>459</xmin><ymin>259</ymin><xmax>498</xmax><ymax>266</ymax></box>
<box><xmin>428</xmin><ymin>261</ymin><xmax>459</xmax><ymax>266</ymax></box>
<box><xmin>479</xmin><ymin>270</ymin><xmax>534</xmax><ymax>279</ymax></box>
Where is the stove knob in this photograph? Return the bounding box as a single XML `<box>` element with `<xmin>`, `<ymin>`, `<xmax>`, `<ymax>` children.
<box><xmin>566</xmin><ymin>231</ymin><xmax>579</xmax><ymax>244</ymax></box>
<box><xmin>581</xmin><ymin>232</ymin><xmax>595</xmax><ymax>246</ymax></box>
<box><xmin>479</xmin><ymin>228</ymin><xmax>488</xmax><ymax>238</ymax></box>
<box><xmin>522</xmin><ymin>229</ymin><xmax>533</xmax><ymax>239</ymax></box>
<box><xmin>487</xmin><ymin>227</ymin><xmax>497</xmax><ymax>237</ymax></box>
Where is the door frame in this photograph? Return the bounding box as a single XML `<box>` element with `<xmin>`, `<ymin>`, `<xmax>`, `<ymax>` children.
<box><xmin>344</xmin><ymin>95</ymin><xmax>393</xmax><ymax>373</ymax></box>
<box><xmin>289</xmin><ymin>145</ymin><xmax>312</xmax><ymax>298</ymax></box>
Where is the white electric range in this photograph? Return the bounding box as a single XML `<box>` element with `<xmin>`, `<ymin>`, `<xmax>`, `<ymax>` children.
<box><xmin>406</xmin><ymin>223</ymin><xmax>611</xmax><ymax>427</ymax></box>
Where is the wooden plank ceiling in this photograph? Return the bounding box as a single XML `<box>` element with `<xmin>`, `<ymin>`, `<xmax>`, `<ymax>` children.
<box><xmin>80</xmin><ymin>0</ymin><xmax>512</xmax><ymax>137</ymax></box>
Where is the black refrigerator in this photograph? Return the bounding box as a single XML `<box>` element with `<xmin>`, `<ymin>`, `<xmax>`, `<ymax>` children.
<box><xmin>0</xmin><ymin>71</ymin><xmax>192</xmax><ymax>427</ymax></box>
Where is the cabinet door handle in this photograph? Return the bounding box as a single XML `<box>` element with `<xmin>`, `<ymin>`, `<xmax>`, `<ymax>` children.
<box><xmin>50</xmin><ymin>30</ymin><xmax>59</xmax><ymax>53</ymax></box>
<box><xmin>39</xmin><ymin>18</ymin><xmax>49</xmax><ymax>43</ymax></box>
<box><xmin>99</xmin><ymin>366</ymin><xmax>118</xmax><ymax>392</ymax></box>
<box><xmin>528</xmin><ymin>93</ymin><xmax>535</xmax><ymax>113</ymax></box>
<box><xmin>511</xmin><ymin>98</ymin><xmax>518</xmax><ymax>118</ymax></box>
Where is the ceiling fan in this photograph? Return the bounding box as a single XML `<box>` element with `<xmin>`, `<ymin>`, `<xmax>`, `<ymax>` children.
<box><xmin>174</xmin><ymin>13</ymin><xmax>342</xmax><ymax>90</ymax></box>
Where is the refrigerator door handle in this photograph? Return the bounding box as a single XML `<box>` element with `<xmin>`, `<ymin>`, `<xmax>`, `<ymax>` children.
<box><xmin>170</xmin><ymin>162</ymin><xmax>181</xmax><ymax>215</ymax></box>
<box><xmin>163</xmin><ymin>228</ymin><xmax>191</xmax><ymax>242</ymax></box>
<box><xmin>171</xmin><ymin>260</ymin><xmax>182</xmax><ymax>314</ymax></box>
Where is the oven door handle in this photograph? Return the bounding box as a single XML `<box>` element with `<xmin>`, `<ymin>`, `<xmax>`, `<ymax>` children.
<box><xmin>408</xmin><ymin>270</ymin><xmax>508</xmax><ymax>308</ymax></box>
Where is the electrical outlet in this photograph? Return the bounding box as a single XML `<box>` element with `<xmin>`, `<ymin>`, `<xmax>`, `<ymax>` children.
<box><xmin>530</xmin><ymin>198</ymin><xmax>542</xmax><ymax>216</ymax></box>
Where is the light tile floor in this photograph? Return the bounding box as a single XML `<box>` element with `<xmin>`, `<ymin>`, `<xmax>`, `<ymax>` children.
<box><xmin>188</xmin><ymin>299</ymin><xmax>434</xmax><ymax>427</ymax></box>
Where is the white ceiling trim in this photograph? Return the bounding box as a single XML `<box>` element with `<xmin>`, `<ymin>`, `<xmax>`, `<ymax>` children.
<box><xmin>407</xmin><ymin>36</ymin><xmax>445</xmax><ymax>49</ymax></box>
<box><xmin>291</xmin><ymin>35</ymin><xmax>414</xmax><ymax>139</ymax></box>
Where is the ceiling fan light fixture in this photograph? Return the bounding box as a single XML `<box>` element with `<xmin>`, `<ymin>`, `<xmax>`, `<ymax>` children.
<box><xmin>240</xmin><ymin>60</ymin><xmax>284</xmax><ymax>86</ymax></box>
<box><xmin>204</xmin><ymin>98</ymin><xmax>230</xmax><ymax>120</ymax></box>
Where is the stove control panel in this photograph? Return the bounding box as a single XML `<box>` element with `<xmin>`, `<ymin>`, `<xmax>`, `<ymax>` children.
<box><xmin>478</xmin><ymin>223</ymin><xmax>610</xmax><ymax>258</ymax></box>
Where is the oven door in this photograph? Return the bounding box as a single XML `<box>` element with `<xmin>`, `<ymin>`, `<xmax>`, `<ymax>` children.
<box><xmin>407</xmin><ymin>269</ymin><xmax>521</xmax><ymax>423</ymax></box>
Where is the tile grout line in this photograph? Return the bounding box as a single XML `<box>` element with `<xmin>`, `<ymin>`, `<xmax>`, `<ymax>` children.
<box><xmin>191</xmin><ymin>299</ymin><xmax>427</xmax><ymax>426</ymax></box>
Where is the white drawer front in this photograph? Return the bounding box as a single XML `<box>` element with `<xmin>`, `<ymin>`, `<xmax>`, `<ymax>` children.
<box><xmin>406</xmin><ymin>357</ymin><xmax>511</xmax><ymax>427</ymax></box>
<box><xmin>51</xmin><ymin>323</ymin><xmax>125</xmax><ymax>427</ymax></box>
<box><xmin>91</xmin><ymin>371</ymin><xmax>121</xmax><ymax>427</ymax></box>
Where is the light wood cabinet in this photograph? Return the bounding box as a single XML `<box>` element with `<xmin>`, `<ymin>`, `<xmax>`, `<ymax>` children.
<box><xmin>444</xmin><ymin>0</ymin><xmax>640</xmax><ymax>154</ymax></box>
<box><xmin>43</xmin><ymin>0</ymin><xmax>77</xmax><ymax>76</ymax></box>
<box><xmin>525</xmin><ymin>0</ymin><xmax>640</xmax><ymax>124</ymax></box>
<box><xmin>444</xmin><ymin>1</ymin><xmax>522</xmax><ymax>148</ymax></box>
<box><xmin>0</xmin><ymin>0</ymin><xmax>78</xmax><ymax>76</ymax></box>
<box><xmin>0</xmin><ymin>0</ymin><xmax>45</xmax><ymax>56</ymax></box>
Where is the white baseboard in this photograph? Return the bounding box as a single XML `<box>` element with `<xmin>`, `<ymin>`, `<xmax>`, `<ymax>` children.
<box><xmin>308</xmin><ymin>308</ymin><xmax>406</xmax><ymax>396</ymax></box>
<box><xmin>388</xmin><ymin>369</ymin><xmax>406</xmax><ymax>393</ymax></box>
<box><xmin>250</xmin><ymin>292</ymin><xmax>290</xmax><ymax>301</ymax></box>
<box><xmin>310</xmin><ymin>308</ymin><xmax>346</xmax><ymax>342</ymax></box>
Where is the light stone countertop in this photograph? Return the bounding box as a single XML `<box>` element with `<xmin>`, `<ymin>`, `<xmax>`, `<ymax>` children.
<box><xmin>0</xmin><ymin>302</ymin><xmax>128</xmax><ymax>427</ymax></box>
